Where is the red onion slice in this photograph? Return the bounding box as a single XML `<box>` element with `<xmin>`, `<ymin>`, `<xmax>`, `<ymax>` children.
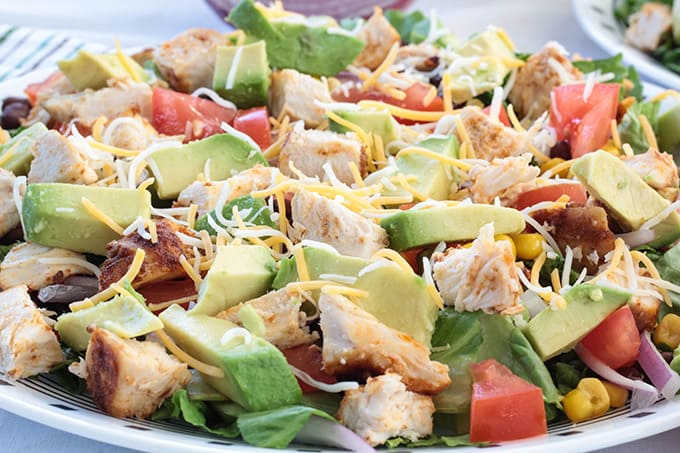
<box><xmin>637</xmin><ymin>330</ymin><xmax>680</xmax><ymax>400</ymax></box>
<box><xmin>295</xmin><ymin>416</ymin><xmax>375</xmax><ymax>452</ymax></box>
<box><xmin>615</xmin><ymin>229</ymin><xmax>656</xmax><ymax>248</ymax></box>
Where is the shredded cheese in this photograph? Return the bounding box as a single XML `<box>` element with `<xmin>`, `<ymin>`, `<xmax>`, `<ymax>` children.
<box><xmin>631</xmin><ymin>250</ymin><xmax>671</xmax><ymax>306</ymax></box>
<box><xmin>441</xmin><ymin>71</ymin><xmax>453</xmax><ymax>113</ymax></box>
<box><xmin>362</xmin><ymin>42</ymin><xmax>400</xmax><ymax>90</ymax></box>
<box><xmin>530</xmin><ymin>252</ymin><xmax>547</xmax><ymax>289</ymax></box>
<box><xmin>180</xmin><ymin>255</ymin><xmax>203</xmax><ymax>289</ymax></box>
<box><xmin>187</xmin><ymin>204</ymin><xmax>198</xmax><ymax>230</ymax></box>
<box><xmin>147</xmin><ymin>294</ymin><xmax>197</xmax><ymax>312</ymax></box>
<box><xmin>81</xmin><ymin>197</ymin><xmax>125</xmax><ymax>236</ymax></box>
<box><xmin>639</xmin><ymin>114</ymin><xmax>659</xmax><ymax>150</ymax></box>
<box><xmin>115</xmin><ymin>38</ymin><xmax>141</xmax><ymax>82</ymax></box>
<box><xmin>550</xmin><ymin>268</ymin><xmax>562</xmax><ymax>293</ymax></box>
<box><xmin>610</xmin><ymin>119</ymin><xmax>622</xmax><ymax>150</ymax></box>
<box><xmin>396</xmin><ymin>147</ymin><xmax>473</xmax><ymax>171</ymax></box>
<box><xmin>357</xmin><ymin>100</ymin><xmax>453</xmax><ymax>122</ymax></box>
<box><xmin>37</xmin><ymin>257</ymin><xmax>102</xmax><ymax>277</ymax></box>
<box><xmin>320</xmin><ymin>285</ymin><xmax>369</xmax><ymax>298</ymax></box>
<box><xmin>156</xmin><ymin>330</ymin><xmax>224</xmax><ymax>378</ymax></box>
<box><xmin>293</xmin><ymin>246</ymin><xmax>311</xmax><ymax>281</ymax></box>
<box><xmin>371</xmin><ymin>249</ymin><xmax>415</xmax><ymax>275</ymax></box>
<box><xmin>290</xmin><ymin>365</ymin><xmax>359</xmax><ymax>392</ymax></box>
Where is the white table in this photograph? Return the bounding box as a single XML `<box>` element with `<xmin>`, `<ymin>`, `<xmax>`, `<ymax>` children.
<box><xmin>1</xmin><ymin>0</ymin><xmax>679</xmax><ymax>451</ymax></box>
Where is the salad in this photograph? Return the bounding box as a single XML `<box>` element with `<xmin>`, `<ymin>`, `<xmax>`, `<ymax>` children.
<box><xmin>1</xmin><ymin>0</ymin><xmax>680</xmax><ymax>450</ymax></box>
<box><xmin>615</xmin><ymin>0</ymin><xmax>680</xmax><ymax>74</ymax></box>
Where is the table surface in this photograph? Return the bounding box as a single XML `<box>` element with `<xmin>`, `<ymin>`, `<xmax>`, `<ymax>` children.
<box><xmin>1</xmin><ymin>0</ymin><xmax>679</xmax><ymax>451</ymax></box>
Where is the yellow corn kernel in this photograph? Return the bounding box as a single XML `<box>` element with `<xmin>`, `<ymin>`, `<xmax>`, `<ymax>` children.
<box><xmin>601</xmin><ymin>140</ymin><xmax>620</xmax><ymax>155</ymax></box>
<box><xmin>495</xmin><ymin>234</ymin><xmax>516</xmax><ymax>260</ymax></box>
<box><xmin>462</xmin><ymin>242</ymin><xmax>473</xmax><ymax>249</ymax></box>
<box><xmin>540</xmin><ymin>158</ymin><xmax>567</xmax><ymax>177</ymax></box>
<box><xmin>602</xmin><ymin>381</ymin><xmax>629</xmax><ymax>408</ymax></box>
<box><xmin>563</xmin><ymin>377</ymin><xmax>610</xmax><ymax>423</ymax></box>
<box><xmin>654</xmin><ymin>313</ymin><xmax>680</xmax><ymax>350</ymax></box>
<box><xmin>513</xmin><ymin>233</ymin><xmax>544</xmax><ymax>261</ymax></box>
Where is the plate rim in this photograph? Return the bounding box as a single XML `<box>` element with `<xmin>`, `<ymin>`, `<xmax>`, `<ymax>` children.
<box><xmin>572</xmin><ymin>0</ymin><xmax>680</xmax><ymax>88</ymax></box>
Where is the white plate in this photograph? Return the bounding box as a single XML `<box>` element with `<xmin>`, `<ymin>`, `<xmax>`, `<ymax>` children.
<box><xmin>573</xmin><ymin>0</ymin><xmax>680</xmax><ymax>89</ymax></box>
<box><xmin>0</xmin><ymin>70</ymin><xmax>676</xmax><ymax>453</ymax></box>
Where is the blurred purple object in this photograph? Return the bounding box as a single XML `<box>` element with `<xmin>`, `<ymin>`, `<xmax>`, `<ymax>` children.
<box><xmin>206</xmin><ymin>0</ymin><xmax>414</xmax><ymax>20</ymax></box>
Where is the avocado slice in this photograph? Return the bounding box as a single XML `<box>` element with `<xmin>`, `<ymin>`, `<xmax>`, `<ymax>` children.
<box><xmin>194</xmin><ymin>195</ymin><xmax>276</xmax><ymax>235</ymax></box>
<box><xmin>22</xmin><ymin>183</ymin><xmax>151</xmax><ymax>255</ymax></box>
<box><xmin>328</xmin><ymin>109</ymin><xmax>399</xmax><ymax>148</ymax></box>
<box><xmin>522</xmin><ymin>284</ymin><xmax>631</xmax><ymax>361</ymax></box>
<box><xmin>58</xmin><ymin>50</ymin><xmax>149</xmax><ymax>91</ymax></box>
<box><xmin>273</xmin><ymin>246</ymin><xmax>439</xmax><ymax>346</ymax></box>
<box><xmin>227</xmin><ymin>0</ymin><xmax>364</xmax><ymax>76</ymax></box>
<box><xmin>192</xmin><ymin>244</ymin><xmax>276</xmax><ymax>315</ymax></box>
<box><xmin>0</xmin><ymin>123</ymin><xmax>48</xmax><ymax>175</ymax></box>
<box><xmin>380</xmin><ymin>204</ymin><xmax>525</xmax><ymax>251</ymax></box>
<box><xmin>149</xmin><ymin>133</ymin><xmax>267</xmax><ymax>200</ymax></box>
<box><xmin>395</xmin><ymin>135</ymin><xmax>459</xmax><ymax>201</ymax></box>
<box><xmin>571</xmin><ymin>150</ymin><xmax>680</xmax><ymax>247</ymax></box>
<box><xmin>159</xmin><ymin>304</ymin><xmax>301</xmax><ymax>411</ymax></box>
<box><xmin>447</xmin><ymin>28</ymin><xmax>515</xmax><ymax>103</ymax></box>
<box><xmin>657</xmin><ymin>103</ymin><xmax>680</xmax><ymax>159</ymax></box>
<box><xmin>673</xmin><ymin>0</ymin><xmax>680</xmax><ymax>42</ymax></box>
<box><xmin>56</xmin><ymin>295</ymin><xmax>162</xmax><ymax>351</ymax></box>
<box><xmin>213</xmin><ymin>41</ymin><xmax>270</xmax><ymax>109</ymax></box>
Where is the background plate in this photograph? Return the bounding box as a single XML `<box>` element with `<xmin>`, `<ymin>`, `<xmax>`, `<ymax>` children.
<box><xmin>573</xmin><ymin>0</ymin><xmax>680</xmax><ymax>88</ymax></box>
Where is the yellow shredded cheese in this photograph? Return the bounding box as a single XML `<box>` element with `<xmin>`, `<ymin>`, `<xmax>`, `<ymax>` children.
<box><xmin>357</xmin><ymin>100</ymin><xmax>453</xmax><ymax>122</ymax></box>
<box><xmin>453</xmin><ymin>115</ymin><xmax>475</xmax><ymax>157</ymax></box>
<box><xmin>371</xmin><ymin>249</ymin><xmax>415</xmax><ymax>275</ymax></box>
<box><xmin>92</xmin><ymin>116</ymin><xmax>107</xmax><ymax>143</ymax></box>
<box><xmin>180</xmin><ymin>255</ymin><xmax>203</xmax><ymax>288</ymax></box>
<box><xmin>115</xmin><ymin>38</ymin><xmax>142</xmax><ymax>82</ymax></box>
<box><xmin>530</xmin><ymin>252</ymin><xmax>547</xmax><ymax>288</ymax></box>
<box><xmin>81</xmin><ymin>197</ymin><xmax>125</xmax><ymax>235</ymax></box>
<box><xmin>631</xmin><ymin>250</ymin><xmax>671</xmax><ymax>306</ymax></box>
<box><xmin>610</xmin><ymin>119</ymin><xmax>622</xmax><ymax>150</ymax></box>
<box><xmin>293</xmin><ymin>246</ymin><xmax>311</xmax><ymax>282</ymax></box>
<box><xmin>649</xmin><ymin>89</ymin><xmax>680</xmax><ymax>103</ymax></box>
<box><xmin>396</xmin><ymin>147</ymin><xmax>473</xmax><ymax>171</ymax></box>
<box><xmin>442</xmin><ymin>71</ymin><xmax>453</xmax><ymax>113</ymax></box>
<box><xmin>199</xmin><ymin>229</ymin><xmax>213</xmax><ymax>259</ymax></box>
<box><xmin>591</xmin><ymin>238</ymin><xmax>625</xmax><ymax>283</ymax></box>
<box><xmin>362</xmin><ymin>42</ymin><xmax>400</xmax><ymax>90</ymax></box>
<box><xmin>147</xmin><ymin>294</ymin><xmax>197</xmax><ymax>312</ymax></box>
<box><xmin>137</xmin><ymin>177</ymin><xmax>155</xmax><ymax>192</ymax></box>
<box><xmin>550</xmin><ymin>268</ymin><xmax>562</xmax><ymax>293</ymax></box>
<box><xmin>372</xmin><ymin>133</ymin><xmax>387</xmax><ymax>170</ymax></box>
<box><xmin>88</xmin><ymin>140</ymin><xmax>141</xmax><ymax>157</ymax></box>
<box><xmin>147</xmin><ymin>219</ymin><xmax>158</xmax><ymax>244</ymax></box>
<box><xmin>156</xmin><ymin>330</ymin><xmax>224</xmax><ymax>378</ymax></box>
<box><xmin>506</xmin><ymin>104</ymin><xmax>525</xmax><ymax>132</ymax></box>
<box><xmin>638</xmin><ymin>114</ymin><xmax>659</xmax><ymax>150</ymax></box>
<box><xmin>395</xmin><ymin>174</ymin><xmax>427</xmax><ymax>201</ymax></box>
<box><xmin>320</xmin><ymin>285</ymin><xmax>370</xmax><ymax>298</ymax></box>
<box><xmin>542</xmin><ymin>158</ymin><xmax>575</xmax><ymax>177</ymax></box>
<box><xmin>348</xmin><ymin>161</ymin><xmax>365</xmax><ymax>188</ymax></box>
<box><xmin>423</xmin><ymin>85</ymin><xmax>437</xmax><ymax>108</ymax></box>
<box><xmin>187</xmin><ymin>204</ymin><xmax>198</xmax><ymax>230</ymax></box>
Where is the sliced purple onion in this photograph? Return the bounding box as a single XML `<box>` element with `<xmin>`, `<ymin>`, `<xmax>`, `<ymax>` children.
<box><xmin>637</xmin><ymin>330</ymin><xmax>680</xmax><ymax>400</ymax></box>
<box><xmin>615</xmin><ymin>229</ymin><xmax>656</xmax><ymax>248</ymax></box>
<box><xmin>575</xmin><ymin>344</ymin><xmax>659</xmax><ymax>410</ymax></box>
<box><xmin>296</xmin><ymin>416</ymin><xmax>375</xmax><ymax>453</ymax></box>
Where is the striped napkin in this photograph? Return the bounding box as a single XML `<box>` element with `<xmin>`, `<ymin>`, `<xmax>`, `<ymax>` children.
<box><xmin>0</xmin><ymin>24</ymin><xmax>108</xmax><ymax>82</ymax></box>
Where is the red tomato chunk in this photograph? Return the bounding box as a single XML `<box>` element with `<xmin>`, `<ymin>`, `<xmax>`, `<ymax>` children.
<box><xmin>580</xmin><ymin>305</ymin><xmax>641</xmax><ymax>370</ymax></box>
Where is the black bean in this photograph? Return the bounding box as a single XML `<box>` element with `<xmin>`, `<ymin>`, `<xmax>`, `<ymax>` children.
<box><xmin>2</xmin><ymin>96</ymin><xmax>29</xmax><ymax>110</ymax></box>
<box><xmin>550</xmin><ymin>140</ymin><xmax>572</xmax><ymax>160</ymax></box>
<box><xmin>1</xmin><ymin>102</ymin><xmax>30</xmax><ymax>129</ymax></box>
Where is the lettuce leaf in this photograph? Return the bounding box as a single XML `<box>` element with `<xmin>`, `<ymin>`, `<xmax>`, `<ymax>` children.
<box><xmin>384</xmin><ymin>434</ymin><xmax>484</xmax><ymax>448</ymax></box>
<box><xmin>237</xmin><ymin>405</ymin><xmax>334</xmax><ymax>448</ymax></box>
<box><xmin>384</xmin><ymin>9</ymin><xmax>458</xmax><ymax>48</ymax></box>
<box><xmin>153</xmin><ymin>389</ymin><xmax>240</xmax><ymax>437</ymax></box>
<box><xmin>572</xmin><ymin>53</ymin><xmax>643</xmax><ymax>100</ymax></box>
<box><xmin>618</xmin><ymin>100</ymin><xmax>661</xmax><ymax>153</ymax></box>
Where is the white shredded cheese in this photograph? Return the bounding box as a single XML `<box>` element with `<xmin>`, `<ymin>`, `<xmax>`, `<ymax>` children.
<box><xmin>225</xmin><ymin>46</ymin><xmax>244</xmax><ymax>91</ymax></box>
<box><xmin>640</xmin><ymin>199</ymin><xmax>680</xmax><ymax>231</ymax></box>
<box><xmin>220</xmin><ymin>327</ymin><xmax>253</xmax><ymax>346</ymax></box>
<box><xmin>299</xmin><ymin>240</ymin><xmax>340</xmax><ymax>255</ymax></box>
<box><xmin>290</xmin><ymin>365</ymin><xmax>359</xmax><ymax>393</ymax></box>
<box><xmin>357</xmin><ymin>259</ymin><xmax>399</xmax><ymax>277</ymax></box>
<box><xmin>191</xmin><ymin>87</ymin><xmax>237</xmax><ymax>111</ymax></box>
<box><xmin>319</xmin><ymin>273</ymin><xmax>358</xmax><ymax>285</ymax></box>
<box><xmin>220</xmin><ymin>121</ymin><xmax>261</xmax><ymax>151</ymax></box>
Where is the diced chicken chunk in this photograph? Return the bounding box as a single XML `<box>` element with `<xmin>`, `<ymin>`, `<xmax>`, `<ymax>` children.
<box><xmin>353</xmin><ymin>8</ymin><xmax>401</xmax><ymax>70</ymax></box>
<box><xmin>0</xmin><ymin>285</ymin><xmax>64</xmax><ymax>379</ymax></box>
<box><xmin>27</xmin><ymin>130</ymin><xmax>97</xmax><ymax>184</ymax></box>
<box><xmin>104</xmin><ymin>115</ymin><xmax>159</xmax><ymax>151</ymax></box>
<box><xmin>270</xmin><ymin>69</ymin><xmax>333</xmax><ymax>128</ymax></box>
<box><xmin>624</xmin><ymin>148</ymin><xmax>679</xmax><ymax>199</ymax></box>
<box><xmin>216</xmin><ymin>288</ymin><xmax>318</xmax><ymax>350</ymax></box>
<box><xmin>0</xmin><ymin>168</ymin><xmax>19</xmax><ymax>238</ymax></box>
<box><xmin>468</xmin><ymin>153</ymin><xmax>540</xmax><ymax>205</ymax></box>
<box><xmin>0</xmin><ymin>243</ymin><xmax>96</xmax><ymax>291</ymax></box>
<box><xmin>319</xmin><ymin>293</ymin><xmax>450</xmax><ymax>394</ymax></box>
<box><xmin>337</xmin><ymin>373</ymin><xmax>434</xmax><ymax>447</ymax></box>
<box><xmin>531</xmin><ymin>206</ymin><xmax>615</xmax><ymax>274</ymax></box>
<box><xmin>458</xmin><ymin>106</ymin><xmax>527</xmax><ymax>160</ymax></box>
<box><xmin>98</xmin><ymin>219</ymin><xmax>190</xmax><ymax>290</ymax></box>
<box><xmin>625</xmin><ymin>3</ymin><xmax>673</xmax><ymax>52</ymax></box>
<box><xmin>279</xmin><ymin>123</ymin><xmax>367</xmax><ymax>185</ymax></box>
<box><xmin>290</xmin><ymin>191</ymin><xmax>388</xmax><ymax>259</ymax></box>
<box><xmin>175</xmin><ymin>165</ymin><xmax>277</xmax><ymax>216</ymax></box>
<box><xmin>84</xmin><ymin>327</ymin><xmax>191</xmax><ymax>419</ymax></box>
<box><xmin>508</xmin><ymin>42</ymin><xmax>583</xmax><ymax>121</ymax></box>
<box><xmin>42</xmin><ymin>81</ymin><xmax>152</xmax><ymax>127</ymax></box>
<box><xmin>152</xmin><ymin>28</ymin><xmax>225</xmax><ymax>93</ymax></box>
<box><xmin>432</xmin><ymin>223</ymin><xmax>522</xmax><ymax>314</ymax></box>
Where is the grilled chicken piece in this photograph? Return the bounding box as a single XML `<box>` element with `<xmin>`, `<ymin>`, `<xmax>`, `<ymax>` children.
<box><xmin>624</xmin><ymin>149</ymin><xmax>679</xmax><ymax>200</ymax></box>
<box><xmin>175</xmin><ymin>165</ymin><xmax>277</xmax><ymax>216</ymax></box>
<box><xmin>508</xmin><ymin>42</ymin><xmax>583</xmax><ymax>121</ymax></box>
<box><xmin>0</xmin><ymin>168</ymin><xmax>20</xmax><ymax>238</ymax></box>
<box><xmin>337</xmin><ymin>373</ymin><xmax>435</xmax><ymax>447</ymax></box>
<box><xmin>270</xmin><ymin>69</ymin><xmax>334</xmax><ymax>128</ymax></box>
<box><xmin>0</xmin><ymin>243</ymin><xmax>96</xmax><ymax>291</ymax></box>
<box><xmin>625</xmin><ymin>3</ymin><xmax>673</xmax><ymax>52</ymax></box>
<box><xmin>319</xmin><ymin>293</ymin><xmax>450</xmax><ymax>394</ymax></box>
<box><xmin>432</xmin><ymin>223</ymin><xmax>522</xmax><ymax>314</ymax></box>
<box><xmin>27</xmin><ymin>130</ymin><xmax>97</xmax><ymax>184</ymax></box>
<box><xmin>216</xmin><ymin>288</ymin><xmax>318</xmax><ymax>350</ymax></box>
<box><xmin>0</xmin><ymin>285</ymin><xmax>64</xmax><ymax>379</ymax></box>
<box><xmin>152</xmin><ymin>28</ymin><xmax>225</xmax><ymax>94</ymax></box>
<box><xmin>290</xmin><ymin>190</ymin><xmax>388</xmax><ymax>259</ymax></box>
<box><xmin>353</xmin><ymin>8</ymin><xmax>401</xmax><ymax>70</ymax></box>
<box><xmin>279</xmin><ymin>123</ymin><xmax>367</xmax><ymax>186</ymax></box>
<box><xmin>458</xmin><ymin>106</ymin><xmax>527</xmax><ymax>161</ymax></box>
<box><xmin>468</xmin><ymin>153</ymin><xmax>540</xmax><ymax>205</ymax></box>
<box><xmin>531</xmin><ymin>205</ymin><xmax>616</xmax><ymax>274</ymax></box>
<box><xmin>42</xmin><ymin>81</ymin><xmax>152</xmax><ymax>127</ymax></box>
<box><xmin>84</xmin><ymin>327</ymin><xmax>191</xmax><ymax>419</ymax></box>
<box><xmin>98</xmin><ymin>219</ymin><xmax>189</xmax><ymax>290</ymax></box>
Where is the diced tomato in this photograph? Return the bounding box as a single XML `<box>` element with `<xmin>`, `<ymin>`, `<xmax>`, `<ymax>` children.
<box><xmin>332</xmin><ymin>82</ymin><xmax>444</xmax><ymax>124</ymax></box>
<box><xmin>549</xmin><ymin>83</ymin><xmax>619</xmax><ymax>158</ymax></box>
<box><xmin>580</xmin><ymin>305</ymin><xmax>641</xmax><ymax>370</ymax></box>
<box><xmin>482</xmin><ymin>104</ymin><xmax>511</xmax><ymax>127</ymax></box>
<box><xmin>233</xmin><ymin>107</ymin><xmax>272</xmax><ymax>150</ymax></box>
<box><xmin>151</xmin><ymin>87</ymin><xmax>236</xmax><ymax>141</ymax></box>
<box><xmin>24</xmin><ymin>71</ymin><xmax>66</xmax><ymax>105</ymax></box>
<box><xmin>137</xmin><ymin>279</ymin><xmax>196</xmax><ymax>315</ymax></box>
<box><xmin>282</xmin><ymin>344</ymin><xmax>336</xmax><ymax>393</ymax></box>
<box><xmin>469</xmin><ymin>359</ymin><xmax>547</xmax><ymax>443</ymax></box>
<box><xmin>400</xmin><ymin>247</ymin><xmax>427</xmax><ymax>273</ymax></box>
<box><xmin>514</xmin><ymin>183</ymin><xmax>588</xmax><ymax>210</ymax></box>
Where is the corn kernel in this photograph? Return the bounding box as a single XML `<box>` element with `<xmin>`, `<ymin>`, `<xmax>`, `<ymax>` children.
<box><xmin>602</xmin><ymin>381</ymin><xmax>628</xmax><ymax>408</ymax></box>
<box><xmin>513</xmin><ymin>233</ymin><xmax>544</xmax><ymax>261</ymax></box>
<box><xmin>540</xmin><ymin>158</ymin><xmax>567</xmax><ymax>177</ymax></box>
<box><xmin>563</xmin><ymin>377</ymin><xmax>610</xmax><ymax>423</ymax></box>
<box><xmin>494</xmin><ymin>234</ymin><xmax>516</xmax><ymax>260</ymax></box>
<box><xmin>654</xmin><ymin>314</ymin><xmax>680</xmax><ymax>350</ymax></box>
